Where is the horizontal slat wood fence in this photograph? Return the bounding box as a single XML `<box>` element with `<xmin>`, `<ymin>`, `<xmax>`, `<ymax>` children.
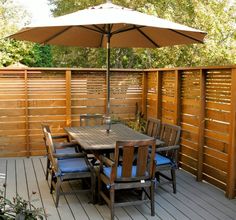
<box><xmin>0</xmin><ymin>68</ymin><xmax>144</xmax><ymax>157</ymax></box>
<box><xmin>0</xmin><ymin>66</ymin><xmax>235</xmax><ymax>199</ymax></box>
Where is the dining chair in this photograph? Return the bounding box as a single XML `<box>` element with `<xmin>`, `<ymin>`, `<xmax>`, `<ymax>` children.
<box><xmin>80</xmin><ymin>114</ymin><xmax>104</xmax><ymax>126</ymax></box>
<box><xmin>41</xmin><ymin>123</ymin><xmax>78</xmax><ymax>180</ymax></box>
<box><xmin>155</xmin><ymin>123</ymin><xmax>181</xmax><ymax>193</ymax></box>
<box><xmin>44</xmin><ymin>129</ymin><xmax>96</xmax><ymax>207</ymax></box>
<box><xmin>145</xmin><ymin>117</ymin><xmax>161</xmax><ymax>138</ymax></box>
<box><xmin>98</xmin><ymin>139</ymin><xmax>156</xmax><ymax>220</ymax></box>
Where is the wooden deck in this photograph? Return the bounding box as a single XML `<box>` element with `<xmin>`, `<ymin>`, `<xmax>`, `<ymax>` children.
<box><xmin>1</xmin><ymin>157</ymin><xmax>236</xmax><ymax>220</ymax></box>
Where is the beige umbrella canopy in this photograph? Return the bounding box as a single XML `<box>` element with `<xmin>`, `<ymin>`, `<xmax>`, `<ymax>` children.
<box><xmin>9</xmin><ymin>0</ymin><xmax>207</xmax><ymax>120</ymax></box>
<box><xmin>10</xmin><ymin>2</ymin><xmax>206</xmax><ymax>47</ymax></box>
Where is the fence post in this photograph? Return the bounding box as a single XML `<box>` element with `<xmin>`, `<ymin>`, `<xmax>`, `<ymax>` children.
<box><xmin>227</xmin><ymin>68</ymin><xmax>236</xmax><ymax>198</ymax></box>
<box><xmin>156</xmin><ymin>71</ymin><xmax>162</xmax><ymax>120</ymax></box>
<box><xmin>24</xmin><ymin>69</ymin><xmax>30</xmax><ymax>157</ymax></box>
<box><xmin>66</xmin><ymin>70</ymin><xmax>72</xmax><ymax>127</ymax></box>
<box><xmin>197</xmin><ymin>69</ymin><xmax>205</xmax><ymax>181</ymax></box>
<box><xmin>174</xmin><ymin>70</ymin><xmax>181</xmax><ymax>125</ymax></box>
<box><xmin>142</xmin><ymin>72</ymin><xmax>147</xmax><ymax>119</ymax></box>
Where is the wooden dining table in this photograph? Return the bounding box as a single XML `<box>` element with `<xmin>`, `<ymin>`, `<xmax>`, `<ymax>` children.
<box><xmin>65</xmin><ymin>123</ymin><xmax>164</xmax><ymax>204</ymax></box>
<box><xmin>64</xmin><ymin>123</ymin><xmax>164</xmax><ymax>152</ymax></box>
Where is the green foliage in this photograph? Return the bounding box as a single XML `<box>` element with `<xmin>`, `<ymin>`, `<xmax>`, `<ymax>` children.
<box><xmin>0</xmin><ymin>0</ymin><xmax>28</xmax><ymax>37</ymax></box>
<box><xmin>0</xmin><ymin>39</ymin><xmax>52</xmax><ymax>67</ymax></box>
<box><xmin>22</xmin><ymin>44</ymin><xmax>53</xmax><ymax>67</ymax></box>
<box><xmin>126</xmin><ymin>112</ymin><xmax>146</xmax><ymax>133</ymax></box>
<box><xmin>0</xmin><ymin>0</ymin><xmax>53</xmax><ymax>67</ymax></box>
<box><xmin>145</xmin><ymin>0</ymin><xmax>236</xmax><ymax>67</ymax></box>
<box><xmin>48</xmin><ymin>0</ymin><xmax>103</xmax><ymax>16</ymax></box>
<box><xmin>125</xmin><ymin>103</ymin><xmax>146</xmax><ymax>133</ymax></box>
<box><xmin>0</xmin><ymin>190</ymin><xmax>44</xmax><ymax>220</ymax></box>
<box><xmin>48</xmin><ymin>0</ymin><xmax>236</xmax><ymax>68</ymax></box>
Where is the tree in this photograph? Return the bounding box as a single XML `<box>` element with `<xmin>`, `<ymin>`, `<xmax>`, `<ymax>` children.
<box><xmin>48</xmin><ymin>0</ymin><xmax>236</xmax><ymax>68</ymax></box>
<box><xmin>0</xmin><ymin>0</ymin><xmax>52</xmax><ymax>67</ymax></box>
<box><xmin>143</xmin><ymin>0</ymin><xmax>236</xmax><ymax>67</ymax></box>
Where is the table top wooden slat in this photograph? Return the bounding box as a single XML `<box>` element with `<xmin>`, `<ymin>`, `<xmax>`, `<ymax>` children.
<box><xmin>65</xmin><ymin>124</ymin><xmax>162</xmax><ymax>151</ymax></box>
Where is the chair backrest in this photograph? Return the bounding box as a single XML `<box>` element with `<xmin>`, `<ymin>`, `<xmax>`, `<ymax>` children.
<box><xmin>41</xmin><ymin>123</ymin><xmax>51</xmax><ymax>151</ymax></box>
<box><xmin>160</xmin><ymin>123</ymin><xmax>181</xmax><ymax>146</ymax></box>
<box><xmin>43</xmin><ymin>127</ymin><xmax>56</xmax><ymax>152</ymax></box>
<box><xmin>80</xmin><ymin>114</ymin><xmax>104</xmax><ymax>126</ymax></box>
<box><xmin>43</xmin><ymin>128</ymin><xmax>58</xmax><ymax>169</ymax></box>
<box><xmin>41</xmin><ymin>123</ymin><xmax>51</xmax><ymax>133</ymax></box>
<box><xmin>112</xmin><ymin>139</ymin><xmax>156</xmax><ymax>182</ymax></box>
<box><xmin>145</xmin><ymin>118</ymin><xmax>161</xmax><ymax>138</ymax></box>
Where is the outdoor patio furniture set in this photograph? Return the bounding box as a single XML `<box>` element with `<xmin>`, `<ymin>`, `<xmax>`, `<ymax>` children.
<box><xmin>41</xmin><ymin>115</ymin><xmax>181</xmax><ymax>220</ymax></box>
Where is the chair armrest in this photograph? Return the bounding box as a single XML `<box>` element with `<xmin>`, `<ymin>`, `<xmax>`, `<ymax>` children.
<box><xmin>54</xmin><ymin>141</ymin><xmax>78</xmax><ymax>149</ymax></box>
<box><xmin>52</xmin><ymin>134</ymin><xmax>69</xmax><ymax>141</ymax></box>
<box><xmin>100</xmin><ymin>155</ymin><xmax>114</xmax><ymax>167</ymax></box>
<box><xmin>87</xmin><ymin>154</ymin><xmax>96</xmax><ymax>160</ymax></box>
<box><xmin>155</xmin><ymin>145</ymin><xmax>180</xmax><ymax>152</ymax></box>
<box><xmin>156</xmin><ymin>139</ymin><xmax>165</xmax><ymax>146</ymax></box>
<box><xmin>53</xmin><ymin>152</ymin><xmax>86</xmax><ymax>159</ymax></box>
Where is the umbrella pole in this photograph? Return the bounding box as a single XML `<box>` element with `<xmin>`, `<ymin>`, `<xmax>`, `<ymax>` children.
<box><xmin>105</xmin><ymin>28</ymin><xmax>111</xmax><ymax>132</ymax></box>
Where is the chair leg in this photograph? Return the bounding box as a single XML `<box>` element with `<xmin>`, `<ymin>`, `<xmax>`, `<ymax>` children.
<box><xmin>55</xmin><ymin>177</ymin><xmax>61</xmax><ymax>207</ymax></box>
<box><xmin>50</xmin><ymin>173</ymin><xmax>54</xmax><ymax>194</ymax></box>
<box><xmin>150</xmin><ymin>182</ymin><xmax>155</xmax><ymax>216</ymax></box>
<box><xmin>91</xmin><ymin>173</ymin><xmax>96</xmax><ymax>204</ymax></box>
<box><xmin>155</xmin><ymin>172</ymin><xmax>160</xmax><ymax>183</ymax></box>
<box><xmin>171</xmin><ymin>168</ymin><xmax>176</xmax><ymax>194</ymax></box>
<box><xmin>110</xmin><ymin>188</ymin><xmax>115</xmax><ymax>220</ymax></box>
<box><xmin>50</xmin><ymin>170</ymin><xmax>56</xmax><ymax>193</ymax></box>
<box><xmin>98</xmin><ymin>173</ymin><xmax>102</xmax><ymax>204</ymax></box>
<box><xmin>141</xmin><ymin>187</ymin><xmax>146</xmax><ymax>200</ymax></box>
<box><xmin>46</xmin><ymin>157</ymin><xmax>50</xmax><ymax>180</ymax></box>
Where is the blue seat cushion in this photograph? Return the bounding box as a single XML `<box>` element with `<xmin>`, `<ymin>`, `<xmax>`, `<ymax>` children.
<box><xmin>58</xmin><ymin>158</ymin><xmax>89</xmax><ymax>174</ymax></box>
<box><xmin>55</xmin><ymin>147</ymin><xmax>76</xmax><ymax>155</ymax></box>
<box><xmin>103</xmin><ymin>165</ymin><xmax>139</xmax><ymax>178</ymax></box>
<box><xmin>155</xmin><ymin>153</ymin><xmax>173</xmax><ymax>166</ymax></box>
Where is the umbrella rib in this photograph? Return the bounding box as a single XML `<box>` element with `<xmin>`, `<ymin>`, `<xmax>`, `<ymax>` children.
<box><xmin>111</xmin><ymin>25</ymin><xmax>161</xmax><ymax>47</ymax></box>
<box><xmin>79</xmin><ymin>25</ymin><xmax>107</xmax><ymax>47</ymax></box>
<box><xmin>170</xmin><ymin>29</ymin><xmax>204</xmax><ymax>43</ymax></box>
<box><xmin>42</xmin><ymin>26</ymin><xmax>72</xmax><ymax>44</ymax></box>
<box><xmin>98</xmin><ymin>24</ymin><xmax>107</xmax><ymax>47</ymax></box>
<box><xmin>136</xmin><ymin>27</ymin><xmax>160</xmax><ymax>48</ymax></box>
<box><xmin>79</xmin><ymin>25</ymin><xmax>106</xmax><ymax>34</ymax></box>
<box><xmin>94</xmin><ymin>25</ymin><xmax>108</xmax><ymax>34</ymax></box>
<box><xmin>111</xmin><ymin>25</ymin><xmax>140</xmax><ymax>35</ymax></box>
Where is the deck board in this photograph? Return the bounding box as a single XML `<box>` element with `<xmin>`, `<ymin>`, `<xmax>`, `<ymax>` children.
<box><xmin>16</xmin><ymin>159</ymin><xmax>28</xmax><ymax>200</ymax></box>
<box><xmin>176</xmin><ymin>174</ymin><xmax>234</xmax><ymax>220</ymax></box>
<box><xmin>177</xmin><ymin>171</ymin><xmax>236</xmax><ymax>211</ymax></box>
<box><xmin>0</xmin><ymin>158</ymin><xmax>6</xmax><ymax>197</ymax></box>
<box><xmin>154</xmin><ymin>189</ymin><xmax>190</xmax><ymax>220</ymax></box>
<box><xmin>24</xmin><ymin>158</ymin><xmax>45</xmax><ymax>212</ymax></box>
<box><xmin>158</xmin><ymin>187</ymin><xmax>202</xmax><ymax>220</ymax></box>
<box><xmin>6</xmin><ymin>159</ymin><xmax>16</xmax><ymax>199</ymax></box>
<box><xmin>160</xmin><ymin>184</ymin><xmax>217</xmax><ymax>220</ymax></box>
<box><xmin>32</xmin><ymin>157</ymin><xmax>61</xmax><ymax>220</ymax></box>
<box><xmin>62</xmin><ymin>183</ymin><xmax>90</xmax><ymax>220</ymax></box>
<box><xmin>1</xmin><ymin>156</ymin><xmax>236</xmax><ymax>220</ymax></box>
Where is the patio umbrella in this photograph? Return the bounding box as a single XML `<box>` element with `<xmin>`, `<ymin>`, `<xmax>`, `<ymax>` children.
<box><xmin>9</xmin><ymin>0</ymin><xmax>206</xmax><ymax>124</ymax></box>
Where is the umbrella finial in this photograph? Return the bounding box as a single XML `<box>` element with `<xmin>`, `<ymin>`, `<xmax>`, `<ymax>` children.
<box><xmin>106</xmin><ymin>0</ymin><xmax>112</xmax><ymax>3</ymax></box>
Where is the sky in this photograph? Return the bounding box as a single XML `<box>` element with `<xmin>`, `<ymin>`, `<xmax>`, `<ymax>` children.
<box><xmin>13</xmin><ymin>0</ymin><xmax>52</xmax><ymax>23</ymax></box>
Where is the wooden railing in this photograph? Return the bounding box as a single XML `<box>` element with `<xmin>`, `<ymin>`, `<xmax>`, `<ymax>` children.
<box><xmin>0</xmin><ymin>65</ymin><xmax>236</xmax><ymax>198</ymax></box>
